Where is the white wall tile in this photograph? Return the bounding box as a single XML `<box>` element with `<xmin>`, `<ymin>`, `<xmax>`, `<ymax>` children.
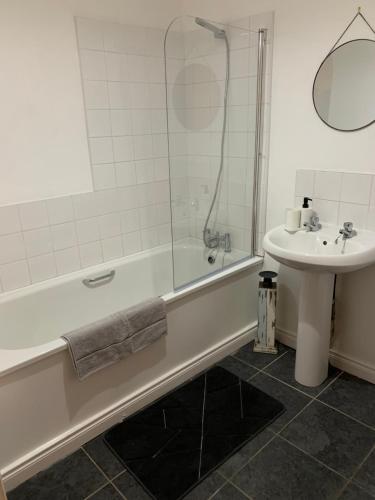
<box><xmin>340</xmin><ymin>173</ymin><xmax>372</xmax><ymax>205</ymax></box>
<box><xmin>95</xmin><ymin>189</ymin><xmax>119</xmax><ymax>215</ymax></box>
<box><xmin>0</xmin><ymin>261</ymin><xmax>30</xmax><ymax>291</ymax></box>
<box><xmin>105</xmin><ymin>52</ymin><xmax>128</xmax><ymax>81</ymax></box>
<box><xmin>313</xmin><ymin>199</ymin><xmax>339</xmax><ymax>225</ymax></box>
<box><xmin>24</xmin><ymin>227</ymin><xmax>53</xmax><ymax>257</ymax></box>
<box><xmin>154</xmin><ymin>158</ymin><xmax>169</xmax><ymax>181</ymax></box>
<box><xmin>86</xmin><ymin>110</ymin><xmax>111</xmax><ymax>137</ymax></box>
<box><xmin>123</xmin><ymin>231</ymin><xmax>142</xmax><ymax>255</ymax></box>
<box><xmin>366</xmin><ymin>207</ymin><xmax>375</xmax><ymax>232</ymax></box>
<box><xmin>108</xmin><ymin>82</ymin><xmax>132</xmax><ymax>109</ymax></box>
<box><xmin>89</xmin><ymin>137</ymin><xmax>114</xmax><ymax>164</ymax></box>
<box><xmin>76</xmin><ymin>218</ymin><xmax>100</xmax><ymax>244</ymax></box>
<box><xmin>110</xmin><ymin>110</ymin><xmax>132</xmax><ymax>136</ymax></box>
<box><xmin>0</xmin><ymin>233</ymin><xmax>26</xmax><ymax>264</ymax></box>
<box><xmin>141</xmin><ymin>227</ymin><xmax>158</xmax><ymax>249</ymax></box>
<box><xmin>98</xmin><ymin>213</ymin><xmax>121</xmax><ymax>239</ymax></box>
<box><xmin>117</xmin><ymin>186</ymin><xmax>138</xmax><ymax>210</ymax></box>
<box><xmin>120</xmin><ymin>209</ymin><xmax>140</xmax><ymax>233</ymax></box>
<box><xmin>73</xmin><ymin>193</ymin><xmax>99</xmax><ymax>220</ymax></box>
<box><xmin>230</xmin><ymin>49</ymin><xmax>250</xmax><ymax>78</ymax></box>
<box><xmin>229</xmin><ymin>78</ymin><xmax>249</xmax><ymax>106</ymax></box>
<box><xmin>132</xmin><ymin>110</ymin><xmax>152</xmax><ymax>135</ymax></box>
<box><xmin>83</xmin><ymin>80</ymin><xmax>109</xmax><ymax>109</ymax></box>
<box><xmin>152</xmin><ymin>134</ymin><xmax>168</xmax><ymax>158</ymax></box>
<box><xmin>131</xmin><ymin>83</ymin><xmax>151</xmax><ymax>108</ymax></box>
<box><xmin>101</xmin><ymin>235</ymin><xmax>123</xmax><ymax>261</ymax></box>
<box><xmin>79</xmin><ymin>241</ymin><xmax>103</xmax><ymax>268</ymax></box>
<box><xmin>154</xmin><ymin>181</ymin><xmax>170</xmax><ymax>204</ymax></box>
<box><xmin>55</xmin><ymin>247</ymin><xmax>81</xmax><ymax>275</ymax></box>
<box><xmin>29</xmin><ymin>253</ymin><xmax>56</xmax><ymax>283</ymax></box>
<box><xmin>314</xmin><ymin>171</ymin><xmax>342</xmax><ymax>201</ymax></box>
<box><xmin>139</xmin><ymin>205</ymin><xmax>158</xmax><ymax>229</ymax></box>
<box><xmin>151</xmin><ymin>110</ymin><xmax>167</xmax><ymax>134</ymax></box>
<box><xmin>133</xmin><ymin>135</ymin><xmax>153</xmax><ymax>160</ymax></box>
<box><xmin>92</xmin><ymin>165</ymin><xmax>116</xmax><ymax>190</ymax></box>
<box><xmin>115</xmin><ymin>162</ymin><xmax>137</xmax><ymax>187</ymax></box>
<box><xmin>136</xmin><ymin>160</ymin><xmax>154</xmax><ymax>184</ymax></box>
<box><xmin>51</xmin><ymin>223</ymin><xmax>77</xmax><ymax>250</ymax></box>
<box><xmin>19</xmin><ymin>201</ymin><xmax>49</xmax><ymax>230</ymax></box>
<box><xmin>127</xmin><ymin>55</ymin><xmax>148</xmax><ymax>82</ymax></box>
<box><xmin>0</xmin><ymin>206</ymin><xmax>21</xmax><ymax>235</ymax></box>
<box><xmin>157</xmin><ymin>203</ymin><xmax>171</xmax><ymax>225</ymax></box>
<box><xmin>158</xmin><ymin>224</ymin><xmax>171</xmax><ymax>244</ymax></box>
<box><xmin>113</xmin><ymin>136</ymin><xmax>134</xmax><ymax>162</ymax></box>
<box><xmin>295</xmin><ymin>170</ymin><xmax>315</xmax><ymax>198</ymax></box>
<box><xmin>47</xmin><ymin>197</ymin><xmax>74</xmax><ymax>225</ymax></box>
<box><xmin>338</xmin><ymin>202</ymin><xmax>368</xmax><ymax>229</ymax></box>
<box><xmin>147</xmin><ymin>57</ymin><xmax>164</xmax><ymax>83</ymax></box>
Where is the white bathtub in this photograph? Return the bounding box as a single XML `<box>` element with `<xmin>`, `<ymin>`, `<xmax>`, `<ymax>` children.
<box><xmin>0</xmin><ymin>240</ymin><xmax>262</xmax><ymax>489</ymax></box>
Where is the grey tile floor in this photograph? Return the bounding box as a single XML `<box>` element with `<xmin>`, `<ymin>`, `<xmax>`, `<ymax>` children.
<box><xmin>8</xmin><ymin>341</ymin><xmax>375</xmax><ymax>500</ymax></box>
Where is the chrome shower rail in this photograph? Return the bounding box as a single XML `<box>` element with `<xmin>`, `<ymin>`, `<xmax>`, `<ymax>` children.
<box><xmin>251</xmin><ymin>28</ymin><xmax>267</xmax><ymax>257</ymax></box>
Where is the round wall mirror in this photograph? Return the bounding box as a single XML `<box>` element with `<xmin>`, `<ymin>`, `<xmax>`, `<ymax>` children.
<box><xmin>313</xmin><ymin>39</ymin><xmax>375</xmax><ymax>131</ymax></box>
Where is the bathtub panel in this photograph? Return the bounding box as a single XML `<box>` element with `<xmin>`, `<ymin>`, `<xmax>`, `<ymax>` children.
<box><xmin>0</xmin><ymin>261</ymin><xmax>261</xmax><ymax>487</ymax></box>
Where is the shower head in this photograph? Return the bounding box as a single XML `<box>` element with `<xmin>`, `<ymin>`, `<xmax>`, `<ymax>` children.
<box><xmin>195</xmin><ymin>17</ymin><xmax>226</xmax><ymax>39</ymax></box>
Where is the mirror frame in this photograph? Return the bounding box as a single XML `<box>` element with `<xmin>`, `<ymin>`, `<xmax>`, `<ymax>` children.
<box><xmin>312</xmin><ymin>38</ymin><xmax>375</xmax><ymax>132</ymax></box>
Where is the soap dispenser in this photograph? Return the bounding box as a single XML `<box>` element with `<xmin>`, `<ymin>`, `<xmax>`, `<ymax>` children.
<box><xmin>300</xmin><ymin>197</ymin><xmax>313</xmax><ymax>228</ymax></box>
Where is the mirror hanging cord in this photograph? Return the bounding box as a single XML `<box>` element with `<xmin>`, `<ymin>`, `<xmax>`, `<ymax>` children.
<box><xmin>329</xmin><ymin>7</ymin><xmax>375</xmax><ymax>54</ymax></box>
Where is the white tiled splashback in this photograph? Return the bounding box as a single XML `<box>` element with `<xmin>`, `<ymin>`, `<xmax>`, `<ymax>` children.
<box><xmin>295</xmin><ymin>169</ymin><xmax>375</xmax><ymax>230</ymax></box>
<box><xmin>0</xmin><ymin>188</ymin><xmax>170</xmax><ymax>292</ymax></box>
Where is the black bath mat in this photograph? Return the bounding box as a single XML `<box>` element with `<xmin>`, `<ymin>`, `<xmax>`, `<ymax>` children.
<box><xmin>105</xmin><ymin>366</ymin><xmax>284</xmax><ymax>500</ymax></box>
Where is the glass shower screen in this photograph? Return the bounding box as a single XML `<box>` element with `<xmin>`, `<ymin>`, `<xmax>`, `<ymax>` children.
<box><xmin>164</xmin><ymin>16</ymin><xmax>259</xmax><ymax>289</ymax></box>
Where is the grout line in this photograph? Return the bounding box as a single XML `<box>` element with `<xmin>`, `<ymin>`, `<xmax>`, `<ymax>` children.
<box><xmin>81</xmin><ymin>446</ymin><xmax>111</xmax><ymax>481</ymax></box>
<box><xmin>249</xmin><ymin>366</ymin><xmax>316</xmax><ymax>398</ymax></box>
<box><xmin>198</xmin><ymin>373</ymin><xmax>208</xmax><ymax>480</ymax></box>
<box><xmin>315</xmin><ymin>399</ymin><xmax>375</xmax><ymax>432</ymax></box>
<box><xmin>81</xmin><ymin>447</ymin><xmax>127</xmax><ymax>499</ymax></box>
<box><xmin>225</xmin><ymin>479</ymin><xmax>254</xmax><ymax>499</ymax></box>
<box><xmin>223</xmin><ymin>431</ymin><xmax>278</xmax><ymax>482</ymax></box>
<box><xmin>111</xmin><ymin>470</ymin><xmax>126</xmax><ymax>481</ymax></box>
<box><xmin>277</xmin><ymin>433</ymin><xmax>349</xmax><ymax>481</ymax></box>
<box><xmin>232</xmin><ymin>344</ymin><xmax>289</xmax><ymax>372</ymax></box>
<box><xmin>83</xmin><ymin>482</ymin><xmax>111</xmax><ymax>499</ymax></box>
<box><xmin>314</xmin><ymin>370</ymin><xmax>343</xmax><ymax>398</ymax></box>
<box><xmin>334</xmin><ymin>443</ymin><xmax>375</xmax><ymax>499</ymax></box>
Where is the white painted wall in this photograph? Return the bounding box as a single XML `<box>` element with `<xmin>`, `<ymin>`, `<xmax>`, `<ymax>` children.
<box><xmin>0</xmin><ymin>0</ymin><xmax>181</xmax><ymax>205</ymax></box>
<box><xmin>182</xmin><ymin>0</ymin><xmax>375</xmax><ymax>378</ymax></box>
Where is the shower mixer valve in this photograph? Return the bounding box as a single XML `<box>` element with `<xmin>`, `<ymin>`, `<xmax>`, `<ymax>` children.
<box><xmin>204</xmin><ymin>228</ymin><xmax>231</xmax><ymax>252</ymax></box>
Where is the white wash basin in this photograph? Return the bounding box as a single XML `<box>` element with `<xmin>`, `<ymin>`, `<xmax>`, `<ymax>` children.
<box><xmin>263</xmin><ymin>224</ymin><xmax>375</xmax><ymax>273</ymax></box>
<box><xmin>263</xmin><ymin>223</ymin><xmax>375</xmax><ymax>389</ymax></box>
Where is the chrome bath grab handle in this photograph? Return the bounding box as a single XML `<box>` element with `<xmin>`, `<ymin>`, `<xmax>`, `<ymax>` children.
<box><xmin>82</xmin><ymin>270</ymin><xmax>115</xmax><ymax>288</ymax></box>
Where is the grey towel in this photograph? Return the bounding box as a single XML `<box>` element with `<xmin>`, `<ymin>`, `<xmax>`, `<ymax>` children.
<box><xmin>62</xmin><ymin>297</ymin><xmax>167</xmax><ymax>380</ymax></box>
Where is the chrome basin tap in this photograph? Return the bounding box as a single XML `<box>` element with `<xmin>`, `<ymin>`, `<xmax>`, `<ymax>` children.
<box><xmin>335</xmin><ymin>222</ymin><xmax>357</xmax><ymax>244</ymax></box>
<box><xmin>304</xmin><ymin>215</ymin><xmax>322</xmax><ymax>232</ymax></box>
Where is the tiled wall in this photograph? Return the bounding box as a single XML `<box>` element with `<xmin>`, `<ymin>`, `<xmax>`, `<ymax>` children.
<box><xmin>295</xmin><ymin>169</ymin><xmax>375</xmax><ymax>230</ymax></box>
<box><xmin>0</xmin><ymin>14</ymin><xmax>273</xmax><ymax>293</ymax></box>
<box><xmin>0</xmin><ymin>18</ymin><xmax>171</xmax><ymax>293</ymax></box>
<box><xmin>166</xmin><ymin>14</ymin><xmax>273</xmax><ymax>253</ymax></box>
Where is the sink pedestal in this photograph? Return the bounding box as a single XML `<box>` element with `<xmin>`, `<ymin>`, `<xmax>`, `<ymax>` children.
<box><xmin>295</xmin><ymin>271</ymin><xmax>335</xmax><ymax>387</ymax></box>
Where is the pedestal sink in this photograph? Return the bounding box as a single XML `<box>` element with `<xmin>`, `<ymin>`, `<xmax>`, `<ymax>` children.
<box><xmin>263</xmin><ymin>224</ymin><xmax>375</xmax><ymax>387</ymax></box>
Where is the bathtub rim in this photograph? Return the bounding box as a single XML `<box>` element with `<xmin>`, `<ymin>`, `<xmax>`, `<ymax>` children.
<box><xmin>0</xmin><ymin>244</ymin><xmax>262</xmax><ymax>377</ymax></box>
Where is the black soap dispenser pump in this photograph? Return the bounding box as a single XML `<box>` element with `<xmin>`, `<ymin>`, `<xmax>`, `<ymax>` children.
<box><xmin>300</xmin><ymin>197</ymin><xmax>313</xmax><ymax>228</ymax></box>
